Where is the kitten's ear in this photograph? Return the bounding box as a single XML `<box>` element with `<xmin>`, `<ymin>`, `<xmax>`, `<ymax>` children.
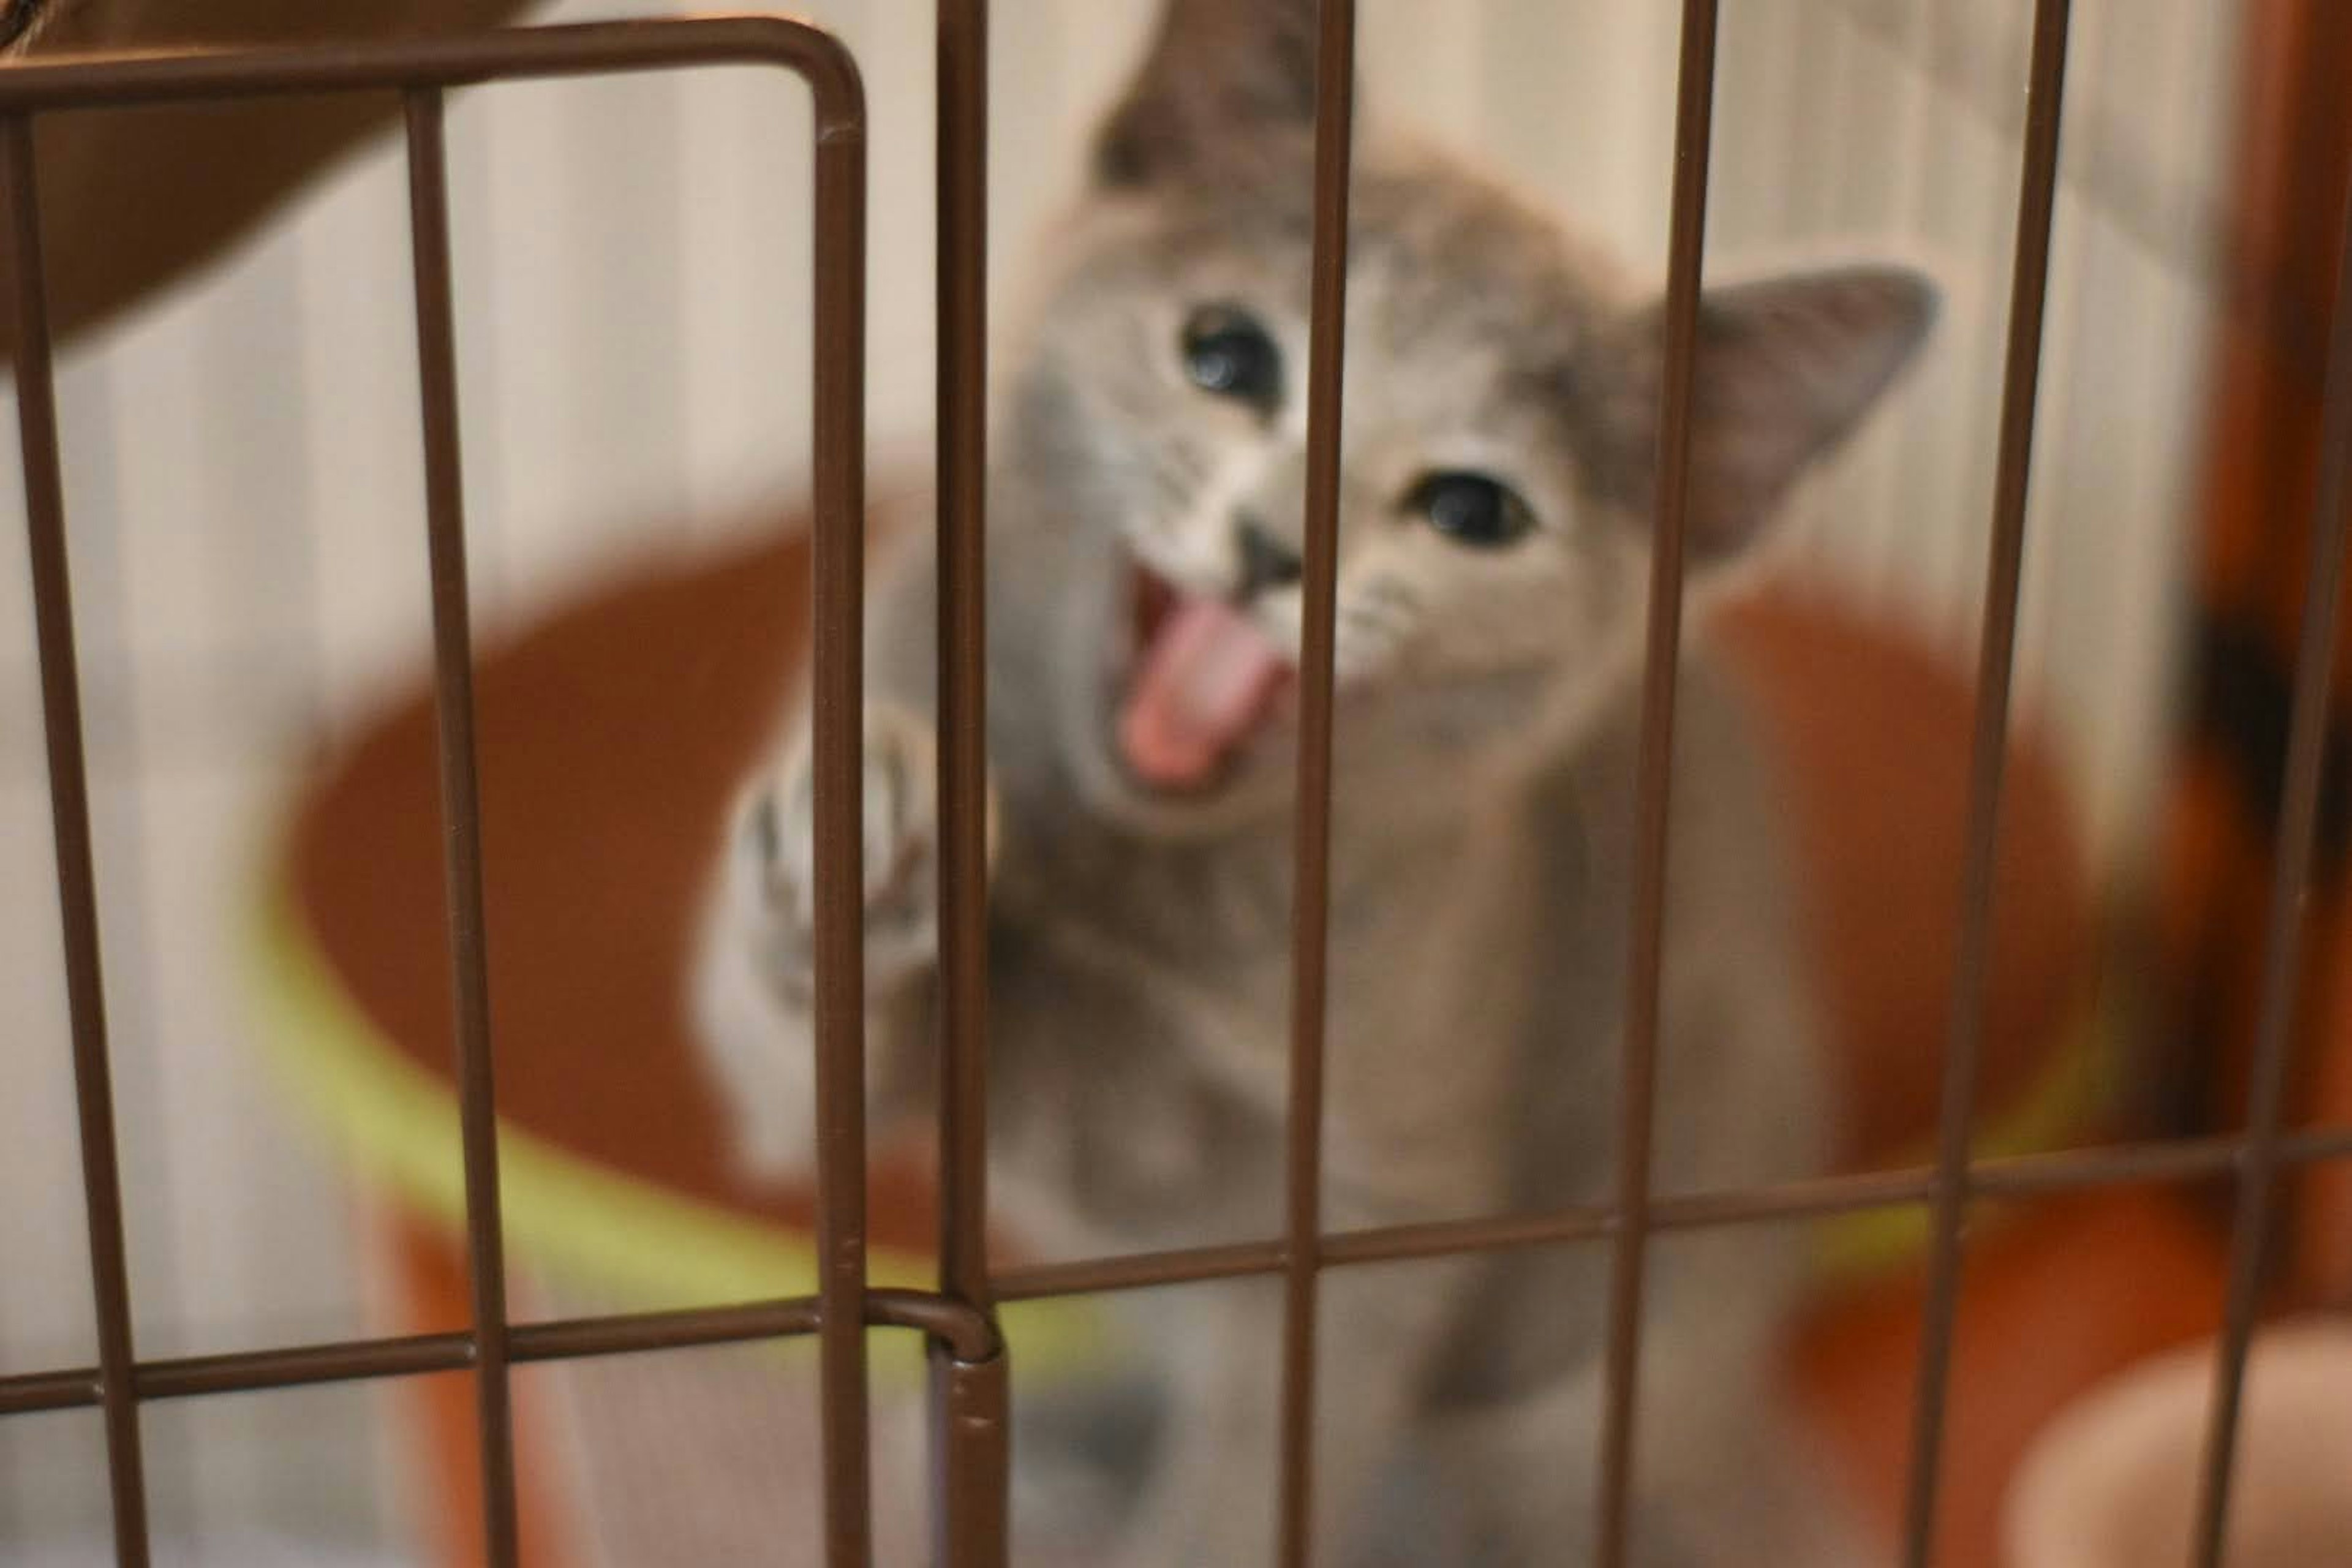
<box><xmin>1582</xmin><ymin>265</ymin><xmax>1938</xmax><ymax>559</ymax></box>
<box><xmin>1093</xmin><ymin>0</ymin><xmax>1325</xmax><ymax>189</ymax></box>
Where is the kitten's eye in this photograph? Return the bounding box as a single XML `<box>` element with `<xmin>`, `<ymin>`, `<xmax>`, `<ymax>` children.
<box><xmin>1180</xmin><ymin>304</ymin><xmax>1282</xmax><ymax>411</ymax></box>
<box><xmin>1406</xmin><ymin>472</ymin><xmax>1535</xmax><ymax>548</ymax></box>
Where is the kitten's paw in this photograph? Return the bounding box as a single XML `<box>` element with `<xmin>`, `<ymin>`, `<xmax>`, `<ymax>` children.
<box><xmin>741</xmin><ymin>704</ymin><xmax>944</xmax><ymax>980</ymax></box>
<box><xmin>690</xmin><ymin>706</ymin><xmax>948</xmax><ymax>1183</ymax></box>
<box><xmin>692</xmin><ymin>706</ymin><xmax>1003</xmax><ymax>1183</ymax></box>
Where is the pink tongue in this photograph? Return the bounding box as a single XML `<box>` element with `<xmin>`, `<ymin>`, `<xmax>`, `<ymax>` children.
<box><xmin>1118</xmin><ymin>595</ymin><xmax>1291</xmax><ymax>789</ymax></box>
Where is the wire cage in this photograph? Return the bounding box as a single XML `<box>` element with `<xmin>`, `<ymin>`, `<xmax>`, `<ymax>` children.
<box><xmin>0</xmin><ymin>3</ymin><xmax>2346</xmax><ymax>1566</ymax></box>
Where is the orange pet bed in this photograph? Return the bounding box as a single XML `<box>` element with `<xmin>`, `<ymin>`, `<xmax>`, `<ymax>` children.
<box><xmin>246</xmin><ymin>502</ymin><xmax>2207</xmax><ymax>1564</ymax></box>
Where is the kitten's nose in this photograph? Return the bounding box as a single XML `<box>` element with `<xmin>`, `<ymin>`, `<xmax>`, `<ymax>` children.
<box><xmin>1233</xmin><ymin>516</ymin><xmax>1303</xmax><ymax>600</ymax></box>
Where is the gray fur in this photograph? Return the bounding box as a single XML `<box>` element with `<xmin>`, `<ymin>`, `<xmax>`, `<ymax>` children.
<box><xmin>692</xmin><ymin>2</ymin><xmax>1933</xmax><ymax>1561</ymax></box>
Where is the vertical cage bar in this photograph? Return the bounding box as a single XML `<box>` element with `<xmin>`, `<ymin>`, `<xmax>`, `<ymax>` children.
<box><xmin>808</xmin><ymin>57</ymin><xmax>873</xmax><ymax>1568</ymax></box>
<box><xmin>2187</xmin><ymin>172</ymin><xmax>2352</xmax><ymax>1568</ymax></box>
<box><xmin>1899</xmin><ymin>4</ymin><xmax>2073</xmax><ymax>1562</ymax></box>
<box><xmin>932</xmin><ymin>2</ymin><xmax>1008</xmax><ymax>1562</ymax></box>
<box><xmin>1276</xmin><ymin>1</ymin><xmax>1357</xmax><ymax>1562</ymax></box>
<box><xmin>402</xmin><ymin>85</ymin><xmax>521</xmax><ymax>1568</ymax></box>
<box><xmin>930</xmin><ymin>1341</ymin><xmax>1009</xmax><ymax>1568</ymax></box>
<box><xmin>933</xmin><ymin>0</ymin><xmax>992</xmax><ymax>1330</ymax></box>
<box><xmin>1591</xmin><ymin>4</ymin><xmax>1719</xmax><ymax>1564</ymax></box>
<box><xmin>2</xmin><ymin>110</ymin><xmax>154</xmax><ymax>1568</ymax></box>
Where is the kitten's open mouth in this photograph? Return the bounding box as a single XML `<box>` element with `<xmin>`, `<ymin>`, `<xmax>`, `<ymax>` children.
<box><xmin>1114</xmin><ymin>562</ymin><xmax>1295</xmax><ymax>794</ymax></box>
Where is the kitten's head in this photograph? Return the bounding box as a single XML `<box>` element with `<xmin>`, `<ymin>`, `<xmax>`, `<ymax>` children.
<box><xmin>996</xmin><ymin>0</ymin><xmax>1936</xmax><ymax>839</ymax></box>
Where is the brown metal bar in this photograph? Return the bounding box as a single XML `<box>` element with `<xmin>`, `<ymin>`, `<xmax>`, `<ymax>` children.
<box><xmin>0</xmin><ymin>1289</ymin><xmax>1012</xmax><ymax>1418</ymax></box>
<box><xmin>867</xmin><ymin>1288</ymin><xmax>992</xmax><ymax>1365</ymax></box>
<box><xmin>930</xmin><ymin>1346</ymin><xmax>1010</xmax><ymax>1568</ymax></box>
<box><xmin>0</xmin><ymin>17</ymin><xmax>862</xmax><ymax>114</ymax></box>
<box><xmin>404</xmin><ymin>84</ymin><xmax>521</xmax><ymax>1568</ymax></box>
<box><xmin>2186</xmin><ymin>162</ymin><xmax>2352</xmax><ymax>1568</ymax></box>
<box><xmin>0</xmin><ymin>1337</ymin><xmax>474</xmax><ymax>1416</ymax></box>
<box><xmin>1276</xmin><ymin>2</ymin><xmax>1358</xmax><ymax>1562</ymax></box>
<box><xmin>933</xmin><ymin>0</ymin><xmax>991</xmax><ymax>1313</ymax></box>
<box><xmin>511</xmin><ymin>1300</ymin><xmax>820</xmax><ymax>1363</ymax></box>
<box><xmin>989</xmin><ymin>1125</ymin><xmax>2352</xmax><ymax>1301</ymax></box>
<box><xmin>806</xmin><ymin>34</ymin><xmax>873</xmax><ymax>1566</ymax></box>
<box><xmin>518</xmin><ymin>1290</ymin><xmax>989</xmax><ymax>1365</ymax></box>
<box><xmin>0</xmin><ymin>1368</ymin><xmax>107</xmax><ymax>1419</ymax></box>
<box><xmin>2</xmin><ymin>110</ymin><xmax>153</xmax><ymax>1568</ymax></box>
<box><xmin>1975</xmin><ymin>1126</ymin><xmax>2346</xmax><ymax>1194</ymax></box>
<box><xmin>519</xmin><ymin>1297</ymin><xmax>987</xmax><ymax>1363</ymax></box>
<box><xmin>1326</xmin><ymin>1169</ymin><xmax>1914</xmax><ymax>1265</ymax></box>
<box><xmin>0</xmin><ymin>1336</ymin><xmax>477</xmax><ymax>1417</ymax></box>
<box><xmin>140</xmin><ymin>1333</ymin><xmax>475</xmax><ymax>1399</ymax></box>
<box><xmin>1901</xmin><ymin>5</ymin><xmax>2074</xmax><ymax>1562</ymax></box>
<box><xmin>1314</xmin><ymin>1128</ymin><xmax>2352</xmax><ymax>1264</ymax></box>
<box><xmin>1591</xmin><ymin>4</ymin><xmax>1719</xmax><ymax>1563</ymax></box>
<box><xmin>932</xmin><ymin>2</ymin><xmax>1008</xmax><ymax>1561</ymax></box>
<box><xmin>514</xmin><ymin>1289</ymin><xmax>990</xmax><ymax>1363</ymax></box>
<box><xmin>990</xmin><ymin>1238</ymin><xmax>1292</xmax><ymax>1302</ymax></box>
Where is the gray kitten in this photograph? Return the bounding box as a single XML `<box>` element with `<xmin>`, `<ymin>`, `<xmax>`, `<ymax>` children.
<box><xmin>693</xmin><ymin>2</ymin><xmax>1933</xmax><ymax>1562</ymax></box>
